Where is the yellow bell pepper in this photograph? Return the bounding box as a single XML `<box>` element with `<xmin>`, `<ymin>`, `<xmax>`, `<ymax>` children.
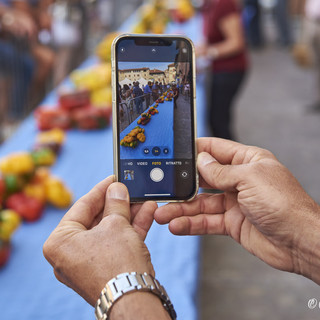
<box><xmin>36</xmin><ymin>128</ymin><xmax>65</xmax><ymax>145</ymax></box>
<box><xmin>95</xmin><ymin>32</ymin><xmax>119</xmax><ymax>62</ymax></box>
<box><xmin>0</xmin><ymin>152</ymin><xmax>34</xmax><ymax>175</ymax></box>
<box><xmin>0</xmin><ymin>209</ymin><xmax>21</xmax><ymax>241</ymax></box>
<box><xmin>91</xmin><ymin>87</ymin><xmax>112</xmax><ymax>107</ymax></box>
<box><xmin>70</xmin><ymin>63</ymin><xmax>111</xmax><ymax>92</ymax></box>
<box><xmin>177</xmin><ymin>0</ymin><xmax>195</xmax><ymax>20</ymax></box>
<box><xmin>45</xmin><ymin>177</ymin><xmax>72</xmax><ymax>208</ymax></box>
<box><xmin>33</xmin><ymin>167</ymin><xmax>50</xmax><ymax>184</ymax></box>
<box><xmin>24</xmin><ymin>183</ymin><xmax>46</xmax><ymax>203</ymax></box>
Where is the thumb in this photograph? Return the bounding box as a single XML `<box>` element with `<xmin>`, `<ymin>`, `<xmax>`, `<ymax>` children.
<box><xmin>103</xmin><ymin>182</ymin><xmax>131</xmax><ymax>222</ymax></box>
<box><xmin>197</xmin><ymin>152</ymin><xmax>241</xmax><ymax>191</ymax></box>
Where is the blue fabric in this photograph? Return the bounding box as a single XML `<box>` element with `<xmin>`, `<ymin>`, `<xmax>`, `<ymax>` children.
<box><xmin>120</xmin><ymin>100</ymin><xmax>174</xmax><ymax>160</ymax></box>
<box><xmin>0</xmin><ymin>40</ymin><xmax>35</xmax><ymax>119</ymax></box>
<box><xmin>0</xmin><ymin>13</ymin><xmax>208</xmax><ymax>320</ymax></box>
<box><xmin>144</xmin><ymin>85</ymin><xmax>152</xmax><ymax>94</ymax></box>
<box><xmin>132</xmin><ymin>85</ymin><xmax>143</xmax><ymax>97</ymax></box>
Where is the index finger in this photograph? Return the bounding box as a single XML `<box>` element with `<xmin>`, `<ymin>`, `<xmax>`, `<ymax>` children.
<box><xmin>197</xmin><ymin>138</ymin><xmax>246</xmax><ymax>165</ymax></box>
<box><xmin>197</xmin><ymin>138</ymin><xmax>275</xmax><ymax>165</ymax></box>
<box><xmin>155</xmin><ymin>193</ymin><xmax>225</xmax><ymax>225</ymax></box>
<box><xmin>61</xmin><ymin>175</ymin><xmax>115</xmax><ymax>229</ymax></box>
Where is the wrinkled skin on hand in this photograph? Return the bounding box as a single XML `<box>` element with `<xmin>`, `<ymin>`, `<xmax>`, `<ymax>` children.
<box><xmin>155</xmin><ymin>138</ymin><xmax>320</xmax><ymax>281</ymax></box>
<box><xmin>43</xmin><ymin>176</ymin><xmax>157</xmax><ymax>306</ymax></box>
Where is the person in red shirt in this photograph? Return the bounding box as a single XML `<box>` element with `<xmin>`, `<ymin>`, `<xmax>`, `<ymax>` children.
<box><xmin>198</xmin><ymin>0</ymin><xmax>248</xmax><ymax>140</ymax></box>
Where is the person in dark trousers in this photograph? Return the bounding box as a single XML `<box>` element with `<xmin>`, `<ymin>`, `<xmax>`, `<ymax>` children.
<box><xmin>274</xmin><ymin>0</ymin><xmax>292</xmax><ymax>47</ymax></box>
<box><xmin>0</xmin><ymin>3</ymin><xmax>36</xmax><ymax>123</ymax></box>
<box><xmin>243</xmin><ymin>0</ymin><xmax>264</xmax><ymax>48</ymax></box>
<box><xmin>152</xmin><ymin>81</ymin><xmax>160</xmax><ymax>102</ymax></box>
<box><xmin>198</xmin><ymin>0</ymin><xmax>249</xmax><ymax>140</ymax></box>
<box><xmin>132</xmin><ymin>81</ymin><xmax>143</xmax><ymax>114</ymax></box>
<box><xmin>144</xmin><ymin>81</ymin><xmax>153</xmax><ymax>107</ymax></box>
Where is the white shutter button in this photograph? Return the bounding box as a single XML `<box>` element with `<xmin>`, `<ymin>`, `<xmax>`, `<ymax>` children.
<box><xmin>150</xmin><ymin>168</ymin><xmax>164</xmax><ymax>182</ymax></box>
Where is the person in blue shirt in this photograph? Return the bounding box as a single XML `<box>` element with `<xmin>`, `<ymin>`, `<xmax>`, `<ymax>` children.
<box><xmin>144</xmin><ymin>81</ymin><xmax>152</xmax><ymax>108</ymax></box>
<box><xmin>159</xmin><ymin>82</ymin><xmax>163</xmax><ymax>94</ymax></box>
<box><xmin>152</xmin><ymin>81</ymin><xmax>160</xmax><ymax>101</ymax></box>
<box><xmin>132</xmin><ymin>81</ymin><xmax>144</xmax><ymax>115</ymax></box>
<box><xmin>0</xmin><ymin>2</ymin><xmax>36</xmax><ymax>127</ymax></box>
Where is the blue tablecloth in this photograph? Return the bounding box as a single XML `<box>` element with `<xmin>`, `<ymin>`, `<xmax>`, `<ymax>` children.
<box><xmin>0</xmin><ymin>13</ymin><xmax>207</xmax><ymax>320</ymax></box>
<box><xmin>120</xmin><ymin>100</ymin><xmax>174</xmax><ymax>159</ymax></box>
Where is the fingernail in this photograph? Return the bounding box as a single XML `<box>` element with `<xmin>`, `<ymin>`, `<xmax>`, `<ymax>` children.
<box><xmin>107</xmin><ymin>183</ymin><xmax>129</xmax><ymax>201</ymax></box>
<box><xmin>198</xmin><ymin>152</ymin><xmax>216</xmax><ymax>167</ymax></box>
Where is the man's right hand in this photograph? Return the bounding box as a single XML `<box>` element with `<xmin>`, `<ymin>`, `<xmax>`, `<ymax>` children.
<box><xmin>155</xmin><ymin>138</ymin><xmax>320</xmax><ymax>284</ymax></box>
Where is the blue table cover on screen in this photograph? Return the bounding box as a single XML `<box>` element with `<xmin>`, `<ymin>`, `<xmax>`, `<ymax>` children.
<box><xmin>0</xmin><ymin>13</ymin><xmax>207</xmax><ymax>320</ymax></box>
<box><xmin>120</xmin><ymin>100</ymin><xmax>174</xmax><ymax>160</ymax></box>
<box><xmin>120</xmin><ymin>101</ymin><xmax>175</xmax><ymax>197</ymax></box>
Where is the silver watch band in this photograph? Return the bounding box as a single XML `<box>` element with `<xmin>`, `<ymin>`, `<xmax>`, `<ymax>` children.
<box><xmin>95</xmin><ymin>272</ymin><xmax>177</xmax><ymax>320</ymax></box>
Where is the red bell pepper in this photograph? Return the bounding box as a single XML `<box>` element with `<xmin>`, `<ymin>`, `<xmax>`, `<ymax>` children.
<box><xmin>0</xmin><ymin>177</ymin><xmax>5</xmax><ymax>204</ymax></box>
<box><xmin>6</xmin><ymin>193</ymin><xmax>44</xmax><ymax>222</ymax></box>
<box><xmin>35</xmin><ymin>108</ymin><xmax>72</xmax><ymax>131</ymax></box>
<box><xmin>72</xmin><ymin>106</ymin><xmax>111</xmax><ymax>130</ymax></box>
<box><xmin>59</xmin><ymin>89</ymin><xmax>90</xmax><ymax>110</ymax></box>
<box><xmin>0</xmin><ymin>239</ymin><xmax>10</xmax><ymax>268</ymax></box>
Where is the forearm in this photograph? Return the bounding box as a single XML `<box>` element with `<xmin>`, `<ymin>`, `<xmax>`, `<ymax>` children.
<box><xmin>294</xmin><ymin>201</ymin><xmax>320</xmax><ymax>284</ymax></box>
<box><xmin>110</xmin><ymin>292</ymin><xmax>172</xmax><ymax>320</ymax></box>
<box><xmin>207</xmin><ymin>13</ymin><xmax>246</xmax><ymax>60</ymax></box>
<box><xmin>207</xmin><ymin>38</ymin><xmax>245</xmax><ymax>60</ymax></box>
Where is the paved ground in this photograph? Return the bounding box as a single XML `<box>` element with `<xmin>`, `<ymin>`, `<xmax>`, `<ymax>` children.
<box><xmin>199</xmin><ymin>46</ymin><xmax>320</xmax><ymax>320</ymax></box>
<box><xmin>174</xmin><ymin>93</ymin><xmax>192</xmax><ymax>158</ymax></box>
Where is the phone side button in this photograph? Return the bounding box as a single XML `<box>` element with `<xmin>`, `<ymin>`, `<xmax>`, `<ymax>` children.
<box><xmin>150</xmin><ymin>168</ymin><xmax>164</xmax><ymax>183</ymax></box>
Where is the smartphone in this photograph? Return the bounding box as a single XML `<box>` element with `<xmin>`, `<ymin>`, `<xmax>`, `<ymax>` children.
<box><xmin>112</xmin><ymin>34</ymin><xmax>198</xmax><ymax>202</ymax></box>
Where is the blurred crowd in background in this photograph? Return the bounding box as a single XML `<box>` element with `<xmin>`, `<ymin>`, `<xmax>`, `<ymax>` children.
<box><xmin>0</xmin><ymin>0</ymin><xmax>319</xmax><ymax>143</ymax></box>
<box><xmin>0</xmin><ymin>0</ymin><xmax>141</xmax><ymax>142</ymax></box>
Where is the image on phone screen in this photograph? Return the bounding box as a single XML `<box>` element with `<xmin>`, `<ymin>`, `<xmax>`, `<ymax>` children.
<box><xmin>114</xmin><ymin>36</ymin><xmax>197</xmax><ymax>202</ymax></box>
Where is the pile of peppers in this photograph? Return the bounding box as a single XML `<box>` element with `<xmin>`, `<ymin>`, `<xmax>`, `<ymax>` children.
<box><xmin>0</xmin><ymin>210</ymin><xmax>20</xmax><ymax>267</ymax></box>
<box><xmin>0</xmin><ymin>129</ymin><xmax>73</xmax><ymax>267</ymax></box>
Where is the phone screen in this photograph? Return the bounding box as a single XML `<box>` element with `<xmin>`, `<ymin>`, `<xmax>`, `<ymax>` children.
<box><xmin>114</xmin><ymin>35</ymin><xmax>197</xmax><ymax>202</ymax></box>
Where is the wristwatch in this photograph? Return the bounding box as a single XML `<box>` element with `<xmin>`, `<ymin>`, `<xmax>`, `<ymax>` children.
<box><xmin>95</xmin><ymin>272</ymin><xmax>177</xmax><ymax>320</ymax></box>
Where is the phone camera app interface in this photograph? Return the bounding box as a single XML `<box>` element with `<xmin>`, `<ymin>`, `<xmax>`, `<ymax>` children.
<box><xmin>116</xmin><ymin>37</ymin><xmax>196</xmax><ymax>201</ymax></box>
